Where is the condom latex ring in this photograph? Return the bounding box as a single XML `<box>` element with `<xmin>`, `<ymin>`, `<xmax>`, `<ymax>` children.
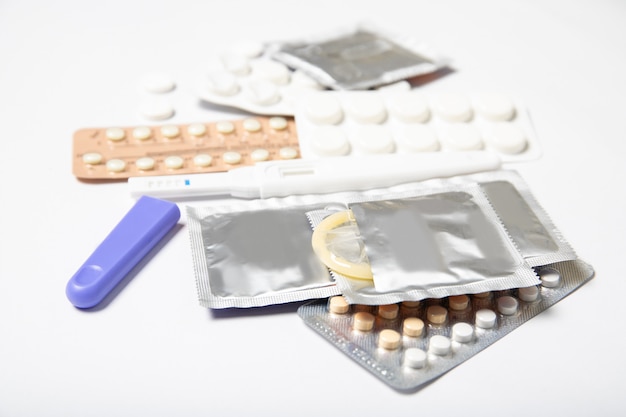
<box><xmin>311</xmin><ymin>210</ymin><xmax>373</xmax><ymax>280</ymax></box>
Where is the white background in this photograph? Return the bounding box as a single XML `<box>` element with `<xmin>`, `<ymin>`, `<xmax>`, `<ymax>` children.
<box><xmin>1</xmin><ymin>0</ymin><xmax>624</xmax><ymax>416</ymax></box>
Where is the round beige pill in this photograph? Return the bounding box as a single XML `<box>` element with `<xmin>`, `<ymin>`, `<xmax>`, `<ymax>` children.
<box><xmin>403</xmin><ymin>317</ymin><xmax>425</xmax><ymax>338</ymax></box>
<box><xmin>449</xmin><ymin>295</ymin><xmax>470</xmax><ymax>311</ymax></box>
<box><xmin>328</xmin><ymin>296</ymin><xmax>350</xmax><ymax>314</ymax></box>
<box><xmin>378</xmin><ymin>329</ymin><xmax>401</xmax><ymax>350</ymax></box>
<box><xmin>250</xmin><ymin>148</ymin><xmax>270</xmax><ymax>162</ymax></box>
<box><xmin>353</xmin><ymin>311</ymin><xmax>375</xmax><ymax>332</ymax></box>
<box><xmin>106</xmin><ymin>159</ymin><xmax>126</xmax><ymax>173</ymax></box>
<box><xmin>164</xmin><ymin>155</ymin><xmax>184</xmax><ymax>170</ymax></box>
<box><xmin>278</xmin><ymin>147</ymin><xmax>298</xmax><ymax>160</ymax></box>
<box><xmin>82</xmin><ymin>152</ymin><xmax>103</xmax><ymax>165</ymax></box>
<box><xmin>187</xmin><ymin>123</ymin><xmax>207</xmax><ymax>137</ymax></box>
<box><xmin>427</xmin><ymin>305</ymin><xmax>448</xmax><ymax>325</ymax></box>
<box><xmin>135</xmin><ymin>157</ymin><xmax>155</xmax><ymax>171</ymax></box>
<box><xmin>193</xmin><ymin>153</ymin><xmax>213</xmax><ymax>167</ymax></box>
<box><xmin>269</xmin><ymin>116</ymin><xmax>288</xmax><ymax>131</ymax></box>
<box><xmin>105</xmin><ymin>127</ymin><xmax>125</xmax><ymax>142</ymax></box>
<box><xmin>160</xmin><ymin>125</ymin><xmax>180</xmax><ymax>139</ymax></box>
<box><xmin>132</xmin><ymin>126</ymin><xmax>152</xmax><ymax>141</ymax></box>
<box><xmin>242</xmin><ymin>118</ymin><xmax>262</xmax><ymax>132</ymax></box>
<box><xmin>216</xmin><ymin>121</ymin><xmax>235</xmax><ymax>134</ymax></box>
<box><xmin>223</xmin><ymin>151</ymin><xmax>242</xmax><ymax>165</ymax></box>
<box><xmin>378</xmin><ymin>304</ymin><xmax>399</xmax><ymax>320</ymax></box>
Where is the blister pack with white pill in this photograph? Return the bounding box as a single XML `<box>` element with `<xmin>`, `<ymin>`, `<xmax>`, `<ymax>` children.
<box><xmin>293</xmin><ymin>90</ymin><xmax>541</xmax><ymax>163</ymax></box>
<box><xmin>72</xmin><ymin>116</ymin><xmax>300</xmax><ymax>180</ymax></box>
<box><xmin>298</xmin><ymin>259</ymin><xmax>594</xmax><ymax>391</ymax></box>
<box><xmin>268</xmin><ymin>22</ymin><xmax>450</xmax><ymax>90</ymax></box>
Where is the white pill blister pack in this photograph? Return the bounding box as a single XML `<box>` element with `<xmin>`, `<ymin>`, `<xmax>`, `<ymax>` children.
<box><xmin>298</xmin><ymin>259</ymin><xmax>594</xmax><ymax>392</ymax></box>
<box><xmin>293</xmin><ymin>91</ymin><xmax>541</xmax><ymax>163</ymax></box>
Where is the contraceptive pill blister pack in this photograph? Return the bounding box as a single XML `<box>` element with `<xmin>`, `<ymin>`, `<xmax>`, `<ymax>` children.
<box><xmin>293</xmin><ymin>91</ymin><xmax>541</xmax><ymax>163</ymax></box>
<box><xmin>297</xmin><ymin>259</ymin><xmax>594</xmax><ymax>391</ymax></box>
<box><xmin>72</xmin><ymin>116</ymin><xmax>300</xmax><ymax>180</ymax></box>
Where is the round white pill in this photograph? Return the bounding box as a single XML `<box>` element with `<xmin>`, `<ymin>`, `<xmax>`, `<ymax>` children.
<box><xmin>164</xmin><ymin>155</ymin><xmax>184</xmax><ymax>170</ymax></box>
<box><xmin>220</xmin><ymin>53</ymin><xmax>251</xmax><ymax>76</ymax></box>
<box><xmin>250</xmin><ymin>59</ymin><xmax>291</xmax><ymax>85</ymax></box>
<box><xmin>132</xmin><ymin>126</ymin><xmax>152</xmax><ymax>141</ymax></box>
<box><xmin>378</xmin><ymin>329</ymin><xmax>402</xmax><ymax>350</ymax></box>
<box><xmin>475</xmin><ymin>309</ymin><xmax>497</xmax><ymax>329</ymax></box>
<box><xmin>139</xmin><ymin>99</ymin><xmax>175</xmax><ymax>121</ymax></box>
<box><xmin>106</xmin><ymin>159</ymin><xmax>126</xmax><ymax>173</ymax></box>
<box><xmin>244</xmin><ymin>79</ymin><xmax>281</xmax><ymax>106</ymax></box>
<box><xmin>404</xmin><ymin>348</ymin><xmax>427</xmax><ymax>369</ymax></box>
<box><xmin>431</xmin><ymin>93</ymin><xmax>473</xmax><ymax>122</ymax></box>
<box><xmin>242</xmin><ymin>118</ymin><xmax>262</xmax><ymax>132</ymax></box>
<box><xmin>278</xmin><ymin>147</ymin><xmax>299</xmax><ymax>160</ymax></box>
<box><xmin>269</xmin><ymin>116</ymin><xmax>288</xmax><ymax>131</ymax></box>
<box><xmin>353</xmin><ymin>311</ymin><xmax>375</xmax><ymax>332</ymax></box>
<box><xmin>216</xmin><ymin>121</ymin><xmax>235</xmax><ymax>134</ymax></box>
<box><xmin>473</xmin><ymin>93</ymin><xmax>516</xmax><ymax>121</ymax></box>
<box><xmin>187</xmin><ymin>123</ymin><xmax>207</xmax><ymax>137</ymax></box>
<box><xmin>540</xmin><ymin>269</ymin><xmax>561</xmax><ymax>288</ymax></box>
<box><xmin>378</xmin><ymin>304</ymin><xmax>399</xmax><ymax>320</ymax></box>
<box><xmin>304</xmin><ymin>93</ymin><xmax>343</xmax><ymax>125</ymax></box>
<box><xmin>105</xmin><ymin>127</ymin><xmax>125</xmax><ymax>142</ymax></box>
<box><xmin>250</xmin><ymin>148</ymin><xmax>270</xmax><ymax>162</ymax></box>
<box><xmin>223</xmin><ymin>151</ymin><xmax>242</xmax><ymax>165</ymax></box>
<box><xmin>310</xmin><ymin>126</ymin><xmax>351</xmax><ymax>156</ymax></box>
<box><xmin>82</xmin><ymin>152</ymin><xmax>103</xmax><ymax>165</ymax></box>
<box><xmin>140</xmin><ymin>72</ymin><xmax>176</xmax><ymax>93</ymax></box>
<box><xmin>135</xmin><ymin>157</ymin><xmax>155</xmax><ymax>171</ymax></box>
<box><xmin>484</xmin><ymin>123</ymin><xmax>527</xmax><ymax>154</ymax></box>
<box><xmin>440</xmin><ymin>124</ymin><xmax>483</xmax><ymax>151</ymax></box>
<box><xmin>193</xmin><ymin>153</ymin><xmax>213</xmax><ymax>167</ymax></box>
<box><xmin>452</xmin><ymin>322</ymin><xmax>474</xmax><ymax>343</ymax></box>
<box><xmin>353</xmin><ymin>126</ymin><xmax>395</xmax><ymax>154</ymax></box>
<box><xmin>403</xmin><ymin>317</ymin><xmax>425</xmax><ymax>338</ymax></box>
<box><xmin>160</xmin><ymin>125</ymin><xmax>180</xmax><ymax>139</ymax></box>
<box><xmin>518</xmin><ymin>286</ymin><xmax>540</xmax><ymax>302</ymax></box>
<box><xmin>227</xmin><ymin>40</ymin><xmax>265</xmax><ymax>59</ymax></box>
<box><xmin>429</xmin><ymin>335</ymin><xmax>451</xmax><ymax>356</ymax></box>
<box><xmin>329</xmin><ymin>296</ymin><xmax>350</xmax><ymax>314</ymax></box>
<box><xmin>344</xmin><ymin>94</ymin><xmax>387</xmax><ymax>124</ymax></box>
<box><xmin>497</xmin><ymin>296</ymin><xmax>519</xmax><ymax>316</ymax></box>
<box><xmin>388</xmin><ymin>92</ymin><xmax>430</xmax><ymax>123</ymax></box>
<box><xmin>206</xmin><ymin>71</ymin><xmax>240</xmax><ymax>96</ymax></box>
<box><xmin>400</xmin><ymin>125</ymin><xmax>440</xmax><ymax>152</ymax></box>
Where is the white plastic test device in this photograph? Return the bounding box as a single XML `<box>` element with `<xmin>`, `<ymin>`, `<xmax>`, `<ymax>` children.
<box><xmin>128</xmin><ymin>151</ymin><xmax>502</xmax><ymax>200</ymax></box>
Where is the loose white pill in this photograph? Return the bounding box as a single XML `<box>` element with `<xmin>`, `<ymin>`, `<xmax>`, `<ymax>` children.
<box><xmin>353</xmin><ymin>126</ymin><xmax>395</xmax><ymax>154</ymax></box>
<box><xmin>344</xmin><ymin>94</ymin><xmax>387</xmax><ymax>124</ymax></box>
<box><xmin>388</xmin><ymin>92</ymin><xmax>430</xmax><ymax>123</ymax></box>
<box><xmin>403</xmin><ymin>317</ymin><xmax>425</xmax><ymax>338</ymax></box>
<box><xmin>106</xmin><ymin>159</ymin><xmax>126</xmax><ymax>173</ymax></box>
<box><xmin>244</xmin><ymin>79</ymin><xmax>280</xmax><ymax>106</ymax></box>
<box><xmin>353</xmin><ymin>311</ymin><xmax>375</xmax><ymax>332</ymax></box>
<box><xmin>518</xmin><ymin>286</ymin><xmax>540</xmax><ymax>302</ymax></box>
<box><xmin>206</xmin><ymin>71</ymin><xmax>240</xmax><ymax>96</ymax></box>
<box><xmin>497</xmin><ymin>296</ymin><xmax>519</xmax><ymax>316</ymax></box>
<box><xmin>304</xmin><ymin>93</ymin><xmax>343</xmax><ymax>125</ymax></box>
<box><xmin>216</xmin><ymin>121</ymin><xmax>235</xmax><ymax>134</ymax></box>
<box><xmin>404</xmin><ymin>348</ymin><xmax>427</xmax><ymax>369</ymax></box>
<box><xmin>431</xmin><ymin>93</ymin><xmax>473</xmax><ymax>122</ymax></box>
<box><xmin>135</xmin><ymin>157</ymin><xmax>155</xmax><ymax>171</ymax></box>
<box><xmin>400</xmin><ymin>125</ymin><xmax>440</xmax><ymax>152</ymax></box>
<box><xmin>329</xmin><ymin>296</ymin><xmax>350</xmax><ymax>314</ymax></box>
<box><xmin>378</xmin><ymin>304</ymin><xmax>399</xmax><ymax>320</ymax></box>
<box><xmin>132</xmin><ymin>126</ymin><xmax>152</xmax><ymax>141</ymax></box>
<box><xmin>475</xmin><ymin>309</ymin><xmax>497</xmax><ymax>329</ymax></box>
<box><xmin>485</xmin><ymin>123</ymin><xmax>527</xmax><ymax>154</ymax></box>
<box><xmin>105</xmin><ymin>127</ymin><xmax>125</xmax><ymax>142</ymax></box>
<box><xmin>139</xmin><ymin>99</ymin><xmax>175</xmax><ymax>121</ymax></box>
<box><xmin>164</xmin><ymin>155</ymin><xmax>184</xmax><ymax>169</ymax></box>
<box><xmin>140</xmin><ymin>72</ymin><xmax>176</xmax><ymax>93</ymax></box>
<box><xmin>310</xmin><ymin>126</ymin><xmax>351</xmax><ymax>156</ymax></box>
<box><xmin>452</xmin><ymin>322</ymin><xmax>474</xmax><ymax>343</ymax></box>
<box><xmin>82</xmin><ymin>152</ymin><xmax>103</xmax><ymax>165</ymax></box>
<box><xmin>187</xmin><ymin>123</ymin><xmax>207</xmax><ymax>137</ymax></box>
<box><xmin>193</xmin><ymin>154</ymin><xmax>213</xmax><ymax>167</ymax></box>
<box><xmin>223</xmin><ymin>151</ymin><xmax>242</xmax><ymax>165</ymax></box>
<box><xmin>429</xmin><ymin>335</ymin><xmax>451</xmax><ymax>355</ymax></box>
<box><xmin>378</xmin><ymin>329</ymin><xmax>402</xmax><ymax>350</ymax></box>
<box><xmin>242</xmin><ymin>118</ymin><xmax>262</xmax><ymax>132</ymax></box>
<box><xmin>250</xmin><ymin>148</ymin><xmax>270</xmax><ymax>162</ymax></box>
<box><xmin>268</xmin><ymin>116</ymin><xmax>288</xmax><ymax>131</ymax></box>
<box><xmin>278</xmin><ymin>147</ymin><xmax>298</xmax><ymax>160</ymax></box>
<box><xmin>440</xmin><ymin>124</ymin><xmax>483</xmax><ymax>151</ymax></box>
<box><xmin>473</xmin><ymin>93</ymin><xmax>516</xmax><ymax>121</ymax></box>
<box><xmin>160</xmin><ymin>125</ymin><xmax>180</xmax><ymax>138</ymax></box>
<box><xmin>250</xmin><ymin>60</ymin><xmax>291</xmax><ymax>85</ymax></box>
<box><xmin>540</xmin><ymin>269</ymin><xmax>561</xmax><ymax>288</ymax></box>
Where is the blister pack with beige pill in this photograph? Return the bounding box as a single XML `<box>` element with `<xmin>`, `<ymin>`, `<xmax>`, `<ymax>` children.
<box><xmin>298</xmin><ymin>259</ymin><xmax>594</xmax><ymax>391</ymax></box>
<box><xmin>72</xmin><ymin>116</ymin><xmax>300</xmax><ymax>180</ymax></box>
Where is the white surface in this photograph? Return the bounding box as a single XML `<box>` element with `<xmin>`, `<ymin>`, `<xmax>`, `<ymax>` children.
<box><xmin>0</xmin><ymin>0</ymin><xmax>623</xmax><ymax>416</ymax></box>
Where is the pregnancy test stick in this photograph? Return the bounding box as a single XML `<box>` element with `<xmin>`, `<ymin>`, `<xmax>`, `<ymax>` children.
<box><xmin>128</xmin><ymin>151</ymin><xmax>501</xmax><ymax>200</ymax></box>
<box><xmin>66</xmin><ymin>196</ymin><xmax>180</xmax><ymax>309</ymax></box>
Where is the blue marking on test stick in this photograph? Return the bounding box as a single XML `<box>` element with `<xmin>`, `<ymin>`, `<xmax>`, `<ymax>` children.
<box><xmin>65</xmin><ymin>196</ymin><xmax>180</xmax><ymax>309</ymax></box>
<box><xmin>185</xmin><ymin>179</ymin><xmax>190</xmax><ymax>186</ymax></box>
